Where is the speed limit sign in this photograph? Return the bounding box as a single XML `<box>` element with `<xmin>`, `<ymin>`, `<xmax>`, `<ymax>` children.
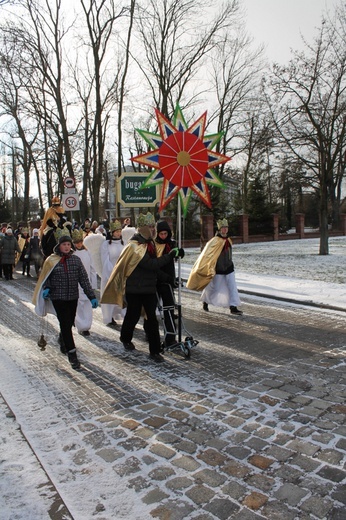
<box><xmin>62</xmin><ymin>194</ymin><xmax>80</xmax><ymax>211</ymax></box>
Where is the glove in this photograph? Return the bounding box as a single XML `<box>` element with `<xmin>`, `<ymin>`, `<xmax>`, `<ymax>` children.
<box><xmin>91</xmin><ymin>298</ymin><xmax>99</xmax><ymax>309</ymax></box>
<box><xmin>170</xmin><ymin>248</ymin><xmax>179</xmax><ymax>257</ymax></box>
<box><xmin>42</xmin><ymin>288</ymin><xmax>50</xmax><ymax>300</ymax></box>
<box><xmin>178</xmin><ymin>248</ymin><xmax>185</xmax><ymax>259</ymax></box>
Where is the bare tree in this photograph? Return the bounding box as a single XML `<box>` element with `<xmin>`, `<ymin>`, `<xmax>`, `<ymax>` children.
<box><xmin>207</xmin><ymin>28</ymin><xmax>265</xmax><ymax>217</ymax></box>
<box><xmin>117</xmin><ymin>0</ymin><xmax>136</xmax><ymax>189</ymax></box>
<box><xmin>264</xmin><ymin>8</ymin><xmax>346</xmax><ymax>254</ymax></box>
<box><xmin>24</xmin><ymin>0</ymin><xmax>77</xmax><ymax>187</ymax></box>
<box><xmin>0</xmin><ymin>23</ymin><xmax>42</xmax><ymax>221</ymax></box>
<box><xmin>76</xmin><ymin>0</ymin><xmax>128</xmax><ymax>219</ymax></box>
<box><xmin>133</xmin><ymin>0</ymin><xmax>239</xmax><ymax>119</ymax></box>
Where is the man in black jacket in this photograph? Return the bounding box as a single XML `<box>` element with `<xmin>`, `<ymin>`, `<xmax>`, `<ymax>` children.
<box><xmin>101</xmin><ymin>212</ymin><xmax>184</xmax><ymax>362</ymax></box>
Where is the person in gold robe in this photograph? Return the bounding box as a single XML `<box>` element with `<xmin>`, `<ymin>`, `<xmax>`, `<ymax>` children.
<box><xmin>187</xmin><ymin>218</ymin><xmax>243</xmax><ymax>315</ymax></box>
<box><xmin>101</xmin><ymin>212</ymin><xmax>183</xmax><ymax>362</ymax></box>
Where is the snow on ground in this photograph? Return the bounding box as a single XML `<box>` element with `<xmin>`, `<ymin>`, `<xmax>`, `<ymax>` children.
<box><xmin>182</xmin><ymin>235</ymin><xmax>346</xmax><ymax>310</ymax></box>
<box><xmin>0</xmin><ymin>235</ymin><xmax>345</xmax><ymax>519</ymax></box>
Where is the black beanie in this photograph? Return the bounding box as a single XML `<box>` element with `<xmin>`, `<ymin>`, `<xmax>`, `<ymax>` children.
<box><xmin>58</xmin><ymin>235</ymin><xmax>73</xmax><ymax>245</ymax></box>
<box><xmin>156</xmin><ymin>220</ymin><xmax>172</xmax><ymax>243</ymax></box>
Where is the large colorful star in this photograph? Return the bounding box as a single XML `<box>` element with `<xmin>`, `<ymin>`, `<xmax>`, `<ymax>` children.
<box><xmin>131</xmin><ymin>105</ymin><xmax>231</xmax><ymax>216</ymax></box>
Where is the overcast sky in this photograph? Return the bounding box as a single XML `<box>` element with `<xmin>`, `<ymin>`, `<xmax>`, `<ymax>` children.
<box><xmin>242</xmin><ymin>0</ymin><xmax>339</xmax><ymax>64</ymax></box>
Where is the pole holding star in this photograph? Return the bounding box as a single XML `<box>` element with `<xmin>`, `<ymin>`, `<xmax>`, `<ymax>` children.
<box><xmin>131</xmin><ymin>105</ymin><xmax>231</xmax><ymax>217</ymax></box>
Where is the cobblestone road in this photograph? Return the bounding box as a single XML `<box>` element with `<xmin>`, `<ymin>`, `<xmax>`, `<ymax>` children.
<box><xmin>0</xmin><ymin>273</ymin><xmax>345</xmax><ymax>519</ymax></box>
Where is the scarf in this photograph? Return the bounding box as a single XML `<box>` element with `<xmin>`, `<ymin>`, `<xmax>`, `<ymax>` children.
<box><xmin>222</xmin><ymin>237</ymin><xmax>230</xmax><ymax>251</ymax></box>
<box><xmin>163</xmin><ymin>242</ymin><xmax>172</xmax><ymax>254</ymax></box>
<box><xmin>146</xmin><ymin>240</ymin><xmax>156</xmax><ymax>258</ymax></box>
<box><xmin>59</xmin><ymin>254</ymin><xmax>69</xmax><ymax>272</ymax></box>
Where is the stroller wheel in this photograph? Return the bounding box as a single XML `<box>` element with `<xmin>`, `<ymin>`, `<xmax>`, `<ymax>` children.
<box><xmin>182</xmin><ymin>343</ymin><xmax>191</xmax><ymax>359</ymax></box>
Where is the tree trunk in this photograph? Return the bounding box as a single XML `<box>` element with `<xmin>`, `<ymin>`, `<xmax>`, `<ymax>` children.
<box><xmin>319</xmin><ymin>182</ymin><xmax>329</xmax><ymax>255</ymax></box>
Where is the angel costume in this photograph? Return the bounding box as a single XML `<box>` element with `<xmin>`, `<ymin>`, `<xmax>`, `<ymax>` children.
<box><xmin>74</xmin><ymin>246</ymin><xmax>98</xmax><ymax>335</ymax></box>
<box><xmin>100</xmin><ymin>222</ymin><xmax>126</xmax><ymax>325</ymax></box>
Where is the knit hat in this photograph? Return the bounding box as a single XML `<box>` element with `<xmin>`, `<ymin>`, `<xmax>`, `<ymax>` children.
<box><xmin>33</xmin><ymin>228</ymin><xmax>39</xmax><ymax>234</ymax></box>
<box><xmin>110</xmin><ymin>220</ymin><xmax>122</xmax><ymax>232</ymax></box>
<box><xmin>53</xmin><ymin>234</ymin><xmax>75</xmax><ymax>254</ymax></box>
<box><xmin>58</xmin><ymin>235</ymin><xmax>73</xmax><ymax>245</ymax></box>
<box><xmin>156</xmin><ymin>220</ymin><xmax>172</xmax><ymax>243</ymax></box>
<box><xmin>71</xmin><ymin>229</ymin><xmax>84</xmax><ymax>243</ymax></box>
<box><xmin>217</xmin><ymin>218</ymin><xmax>228</xmax><ymax>230</ymax></box>
<box><xmin>5</xmin><ymin>228</ymin><xmax>13</xmax><ymax>234</ymax></box>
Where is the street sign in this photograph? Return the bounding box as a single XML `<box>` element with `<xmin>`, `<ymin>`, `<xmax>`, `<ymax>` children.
<box><xmin>62</xmin><ymin>193</ymin><xmax>80</xmax><ymax>211</ymax></box>
<box><xmin>63</xmin><ymin>177</ymin><xmax>75</xmax><ymax>188</ymax></box>
<box><xmin>117</xmin><ymin>172</ymin><xmax>159</xmax><ymax>207</ymax></box>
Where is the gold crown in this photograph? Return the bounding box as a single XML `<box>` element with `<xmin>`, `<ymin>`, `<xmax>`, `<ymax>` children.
<box><xmin>54</xmin><ymin>227</ymin><xmax>70</xmax><ymax>241</ymax></box>
<box><xmin>110</xmin><ymin>220</ymin><xmax>122</xmax><ymax>232</ymax></box>
<box><xmin>21</xmin><ymin>227</ymin><xmax>29</xmax><ymax>234</ymax></box>
<box><xmin>217</xmin><ymin>218</ymin><xmax>228</xmax><ymax>229</ymax></box>
<box><xmin>72</xmin><ymin>229</ymin><xmax>84</xmax><ymax>243</ymax></box>
<box><xmin>137</xmin><ymin>212</ymin><xmax>155</xmax><ymax>227</ymax></box>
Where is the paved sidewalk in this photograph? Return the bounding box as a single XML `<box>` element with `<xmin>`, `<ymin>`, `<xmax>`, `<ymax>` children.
<box><xmin>0</xmin><ymin>273</ymin><xmax>345</xmax><ymax>519</ymax></box>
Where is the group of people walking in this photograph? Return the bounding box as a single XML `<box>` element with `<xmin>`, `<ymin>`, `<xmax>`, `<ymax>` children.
<box><xmin>3</xmin><ymin>200</ymin><xmax>243</xmax><ymax>371</ymax></box>
<box><xmin>0</xmin><ymin>224</ymin><xmax>44</xmax><ymax>280</ymax></box>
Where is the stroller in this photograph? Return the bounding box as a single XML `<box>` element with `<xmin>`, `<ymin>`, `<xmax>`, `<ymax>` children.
<box><xmin>157</xmin><ymin>282</ymin><xmax>198</xmax><ymax>359</ymax></box>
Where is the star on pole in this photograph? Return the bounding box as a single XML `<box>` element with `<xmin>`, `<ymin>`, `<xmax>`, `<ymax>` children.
<box><xmin>131</xmin><ymin>105</ymin><xmax>231</xmax><ymax>216</ymax></box>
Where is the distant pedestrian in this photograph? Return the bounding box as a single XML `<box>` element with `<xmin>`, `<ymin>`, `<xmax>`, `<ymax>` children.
<box><xmin>0</xmin><ymin>228</ymin><xmax>21</xmax><ymax>281</ymax></box>
<box><xmin>91</xmin><ymin>220</ymin><xmax>99</xmax><ymax>233</ymax></box>
<box><xmin>187</xmin><ymin>218</ymin><xmax>243</xmax><ymax>316</ymax></box>
<box><xmin>83</xmin><ymin>221</ymin><xmax>93</xmax><ymax>238</ymax></box>
<box><xmin>40</xmin><ymin>196</ymin><xmax>72</xmax><ymax>259</ymax></box>
<box><xmin>101</xmin><ymin>212</ymin><xmax>184</xmax><ymax>362</ymax></box>
<box><xmin>32</xmin><ymin>235</ymin><xmax>98</xmax><ymax>370</ymax></box>
<box><xmin>29</xmin><ymin>228</ymin><xmax>44</xmax><ymax>277</ymax></box>
<box><xmin>14</xmin><ymin>223</ymin><xmax>23</xmax><ymax>240</ymax></box>
<box><xmin>18</xmin><ymin>228</ymin><xmax>32</xmax><ymax>277</ymax></box>
<box><xmin>0</xmin><ymin>222</ymin><xmax>8</xmax><ymax>278</ymax></box>
<box><xmin>95</xmin><ymin>224</ymin><xmax>107</xmax><ymax>237</ymax></box>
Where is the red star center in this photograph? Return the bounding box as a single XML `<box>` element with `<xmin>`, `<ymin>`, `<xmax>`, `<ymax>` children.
<box><xmin>158</xmin><ymin>131</ymin><xmax>209</xmax><ymax>188</ymax></box>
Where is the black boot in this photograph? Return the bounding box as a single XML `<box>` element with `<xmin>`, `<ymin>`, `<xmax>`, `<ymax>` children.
<box><xmin>230</xmin><ymin>306</ymin><xmax>243</xmax><ymax>316</ymax></box>
<box><xmin>107</xmin><ymin>318</ymin><xmax>117</xmax><ymax>329</ymax></box>
<box><xmin>58</xmin><ymin>333</ymin><xmax>67</xmax><ymax>354</ymax></box>
<box><xmin>68</xmin><ymin>349</ymin><xmax>81</xmax><ymax>370</ymax></box>
<box><xmin>203</xmin><ymin>302</ymin><xmax>209</xmax><ymax>312</ymax></box>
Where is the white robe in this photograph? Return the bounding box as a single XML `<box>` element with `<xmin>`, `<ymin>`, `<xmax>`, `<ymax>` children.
<box><xmin>100</xmin><ymin>239</ymin><xmax>125</xmax><ymax>324</ymax></box>
<box><xmin>74</xmin><ymin>249</ymin><xmax>98</xmax><ymax>332</ymax></box>
<box><xmin>201</xmin><ymin>272</ymin><xmax>241</xmax><ymax>308</ymax></box>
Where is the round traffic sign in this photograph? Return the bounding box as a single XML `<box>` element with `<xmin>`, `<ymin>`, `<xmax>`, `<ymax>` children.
<box><xmin>65</xmin><ymin>195</ymin><xmax>78</xmax><ymax>209</ymax></box>
<box><xmin>64</xmin><ymin>177</ymin><xmax>75</xmax><ymax>188</ymax></box>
